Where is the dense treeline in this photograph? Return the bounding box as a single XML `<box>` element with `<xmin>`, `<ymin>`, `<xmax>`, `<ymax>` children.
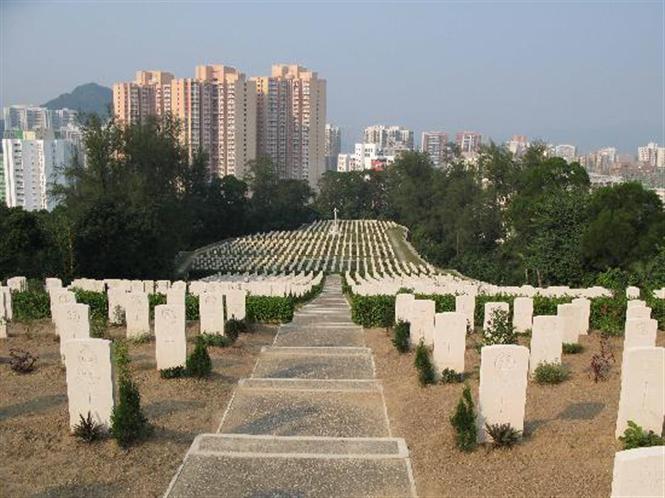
<box><xmin>0</xmin><ymin>116</ymin><xmax>315</xmax><ymax>280</ymax></box>
<box><xmin>316</xmin><ymin>147</ymin><xmax>665</xmax><ymax>289</ymax></box>
<box><xmin>1</xmin><ymin>117</ymin><xmax>664</xmax><ymax>289</ymax></box>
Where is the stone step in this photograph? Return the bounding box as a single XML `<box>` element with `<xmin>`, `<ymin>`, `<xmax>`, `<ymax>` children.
<box><xmin>252</xmin><ymin>347</ymin><xmax>375</xmax><ymax>380</ymax></box>
<box><xmin>274</xmin><ymin>325</ymin><xmax>365</xmax><ymax>347</ymax></box>
<box><xmin>165</xmin><ymin>435</ymin><xmax>415</xmax><ymax>498</ymax></box>
<box><xmin>218</xmin><ymin>379</ymin><xmax>390</xmax><ymax>437</ymax></box>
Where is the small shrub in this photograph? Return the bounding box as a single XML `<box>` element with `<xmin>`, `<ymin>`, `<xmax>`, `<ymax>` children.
<box><xmin>160</xmin><ymin>366</ymin><xmax>187</xmax><ymax>379</ymax></box>
<box><xmin>73</xmin><ymin>411</ymin><xmax>104</xmax><ymax>443</ymax></box>
<box><xmin>73</xmin><ymin>289</ymin><xmax>108</xmax><ymax>322</ymax></box>
<box><xmin>9</xmin><ymin>349</ymin><xmax>38</xmax><ymax>373</ymax></box>
<box><xmin>482</xmin><ymin>309</ymin><xmax>516</xmax><ymax>346</ymax></box>
<box><xmin>12</xmin><ymin>290</ymin><xmax>50</xmax><ymax>321</ymax></box>
<box><xmin>392</xmin><ymin>321</ymin><xmax>410</xmax><ymax>353</ymax></box>
<box><xmin>185</xmin><ymin>294</ymin><xmax>199</xmax><ymax>321</ymax></box>
<box><xmin>224</xmin><ymin>319</ymin><xmax>247</xmax><ymax>342</ymax></box>
<box><xmin>450</xmin><ymin>385</ymin><xmax>477</xmax><ymax>451</ymax></box>
<box><xmin>112</xmin><ymin>340</ymin><xmax>131</xmax><ymax>378</ymax></box>
<box><xmin>186</xmin><ymin>336</ymin><xmax>212</xmax><ymax>378</ymax></box>
<box><xmin>534</xmin><ymin>362</ymin><xmax>570</xmax><ymax>384</ymax></box>
<box><xmin>414</xmin><ymin>341</ymin><xmax>436</xmax><ymax>386</ymax></box>
<box><xmin>619</xmin><ymin>421</ymin><xmax>665</xmax><ymax>450</ymax></box>
<box><xmin>440</xmin><ymin>368</ymin><xmax>464</xmax><ymax>384</ymax></box>
<box><xmin>110</xmin><ymin>377</ymin><xmax>150</xmax><ymax>448</ymax></box>
<box><xmin>589</xmin><ymin>335</ymin><xmax>615</xmax><ymax>382</ymax></box>
<box><xmin>200</xmin><ymin>333</ymin><xmax>232</xmax><ymax>348</ymax></box>
<box><xmin>562</xmin><ymin>343</ymin><xmax>584</xmax><ymax>354</ymax></box>
<box><xmin>485</xmin><ymin>423</ymin><xmax>522</xmax><ymax>448</ymax></box>
<box><xmin>90</xmin><ymin>315</ymin><xmax>107</xmax><ymax>339</ymax></box>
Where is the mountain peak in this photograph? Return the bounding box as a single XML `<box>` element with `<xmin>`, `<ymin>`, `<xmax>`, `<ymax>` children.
<box><xmin>43</xmin><ymin>82</ymin><xmax>112</xmax><ymax>116</ymax></box>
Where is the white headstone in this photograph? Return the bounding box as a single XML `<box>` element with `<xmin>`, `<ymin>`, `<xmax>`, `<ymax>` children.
<box><xmin>625</xmin><ymin>286</ymin><xmax>640</xmax><ymax>299</ymax></box>
<box><xmin>615</xmin><ymin>346</ymin><xmax>665</xmax><ymax>438</ymax></box>
<box><xmin>610</xmin><ymin>446</ymin><xmax>665</xmax><ymax>498</ymax></box>
<box><xmin>125</xmin><ymin>293</ymin><xmax>150</xmax><ymax>338</ymax></box>
<box><xmin>529</xmin><ymin>315</ymin><xmax>563</xmax><ymax>374</ymax></box>
<box><xmin>0</xmin><ymin>290</ymin><xmax>6</xmax><ymax>338</ymax></box>
<box><xmin>477</xmin><ymin>344</ymin><xmax>529</xmax><ymax>442</ymax></box>
<box><xmin>200</xmin><ymin>292</ymin><xmax>225</xmax><ymax>335</ymax></box>
<box><xmin>49</xmin><ymin>289</ymin><xmax>76</xmax><ymax>328</ymax></box>
<box><xmin>483</xmin><ymin>302</ymin><xmax>509</xmax><ymax>331</ymax></box>
<box><xmin>512</xmin><ymin>297</ymin><xmax>533</xmax><ymax>334</ymax></box>
<box><xmin>154</xmin><ymin>304</ymin><xmax>186</xmax><ymax>370</ymax></box>
<box><xmin>45</xmin><ymin>278</ymin><xmax>62</xmax><ymax>290</ymax></box>
<box><xmin>455</xmin><ymin>294</ymin><xmax>475</xmax><ymax>331</ymax></box>
<box><xmin>623</xmin><ymin>318</ymin><xmax>657</xmax><ymax>353</ymax></box>
<box><xmin>626</xmin><ymin>305</ymin><xmax>651</xmax><ymax>321</ymax></box>
<box><xmin>58</xmin><ymin>303</ymin><xmax>90</xmax><ymax>361</ymax></box>
<box><xmin>395</xmin><ymin>293</ymin><xmax>415</xmax><ymax>324</ymax></box>
<box><xmin>63</xmin><ymin>338</ymin><xmax>114</xmax><ymax>431</ymax></box>
<box><xmin>166</xmin><ymin>287</ymin><xmax>185</xmax><ymax>307</ymax></box>
<box><xmin>571</xmin><ymin>297</ymin><xmax>590</xmax><ymax>335</ymax></box>
<box><xmin>7</xmin><ymin>276</ymin><xmax>27</xmax><ymax>292</ymax></box>
<box><xmin>2</xmin><ymin>287</ymin><xmax>13</xmax><ymax>321</ymax></box>
<box><xmin>107</xmin><ymin>288</ymin><xmax>127</xmax><ymax>325</ymax></box>
<box><xmin>225</xmin><ymin>290</ymin><xmax>247</xmax><ymax>321</ymax></box>
<box><xmin>410</xmin><ymin>299</ymin><xmax>435</xmax><ymax>346</ymax></box>
<box><xmin>433</xmin><ymin>312</ymin><xmax>466</xmax><ymax>374</ymax></box>
<box><xmin>557</xmin><ymin>303</ymin><xmax>580</xmax><ymax>344</ymax></box>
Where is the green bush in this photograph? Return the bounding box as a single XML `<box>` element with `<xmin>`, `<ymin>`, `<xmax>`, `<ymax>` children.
<box><xmin>73</xmin><ymin>411</ymin><xmax>104</xmax><ymax>443</ymax></box>
<box><xmin>645</xmin><ymin>296</ymin><xmax>665</xmax><ymax>330</ymax></box>
<box><xmin>148</xmin><ymin>293</ymin><xmax>167</xmax><ymax>320</ymax></box>
<box><xmin>110</xmin><ymin>377</ymin><xmax>151</xmax><ymax>448</ymax></box>
<box><xmin>482</xmin><ymin>309</ymin><xmax>517</xmax><ymax>346</ymax></box>
<box><xmin>485</xmin><ymin>423</ymin><xmax>522</xmax><ymax>448</ymax></box>
<box><xmin>392</xmin><ymin>321</ymin><xmax>410</xmax><ymax>353</ymax></box>
<box><xmin>73</xmin><ymin>289</ymin><xmax>108</xmax><ymax>322</ymax></box>
<box><xmin>414</xmin><ymin>341</ymin><xmax>436</xmax><ymax>386</ymax></box>
<box><xmin>590</xmin><ymin>296</ymin><xmax>626</xmax><ymax>335</ymax></box>
<box><xmin>12</xmin><ymin>290</ymin><xmax>50</xmax><ymax>321</ymax></box>
<box><xmin>450</xmin><ymin>385</ymin><xmax>477</xmax><ymax>451</ymax></box>
<box><xmin>533</xmin><ymin>296</ymin><xmax>572</xmax><ymax>315</ymax></box>
<box><xmin>562</xmin><ymin>342</ymin><xmax>584</xmax><ymax>354</ymax></box>
<box><xmin>112</xmin><ymin>340</ymin><xmax>131</xmax><ymax>376</ymax></box>
<box><xmin>200</xmin><ymin>333</ymin><xmax>233</xmax><ymax>348</ymax></box>
<box><xmin>224</xmin><ymin>318</ymin><xmax>248</xmax><ymax>342</ymax></box>
<box><xmin>186</xmin><ymin>336</ymin><xmax>212</xmax><ymax>378</ymax></box>
<box><xmin>246</xmin><ymin>296</ymin><xmax>294</xmax><ymax>323</ymax></box>
<box><xmin>441</xmin><ymin>368</ymin><xmax>464</xmax><ymax>384</ymax></box>
<box><xmin>619</xmin><ymin>421</ymin><xmax>665</xmax><ymax>450</ymax></box>
<box><xmin>416</xmin><ymin>294</ymin><xmax>455</xmax><ymax>313</ymax></box>
<box><xmin>350</xmin><ymin>294</ymin><xmax>395</xmax><ymax>328</ymax></box>
<box><xmin>185</xmin><ymin>294</ymin><xmax>199</xmax><ymax>321</ymax></box>
<box><xmin>90</xmin><ymin>315</ymin><xmax>107</xmax><ymax>339</ymax></box>
<box><xmin>533</xmin><ymin>362</ymin><xmax>570</xmax><ymax>384</ymax></box>
<box><xmin>159</xmin><ymin>366</ymin><xmax>187</xmax><ymax>379</ymax></box>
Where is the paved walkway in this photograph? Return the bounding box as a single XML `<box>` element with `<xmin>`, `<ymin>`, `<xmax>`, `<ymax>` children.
<box><xmin>165</xmin><ymin>275</ymin><xmax>416</xmax><ymax>497</ymax></box>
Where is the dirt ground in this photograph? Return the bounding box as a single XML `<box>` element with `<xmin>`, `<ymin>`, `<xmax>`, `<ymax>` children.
<box><xmin>0</xmin><ymin>320</ymin><xmax>276</xmax><ymax>498</ymax></box>
<box><xmin>366</xmin><ymin>326</ymin><xmax>665</xmax><ymax>498</ymax></box>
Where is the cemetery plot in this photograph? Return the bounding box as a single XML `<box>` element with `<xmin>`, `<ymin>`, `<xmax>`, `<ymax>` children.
<box><xmin>188</xmin><ymin>219</ymin><xmax>435</xmax><ymax>276</ymax></box>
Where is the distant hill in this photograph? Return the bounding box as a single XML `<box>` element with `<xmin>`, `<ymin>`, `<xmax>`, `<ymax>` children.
<box><xmin>43</xmin><ymin>82</ymin><xmax>112</xmax><ymax>117</ymax></box>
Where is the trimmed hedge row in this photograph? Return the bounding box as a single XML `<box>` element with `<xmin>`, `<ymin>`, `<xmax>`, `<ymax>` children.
<box><xmin>12</xmin><ymin>290</ymin><xmax>50</xmax><ymax>321</ymax></box>
<box><xmin>246</xmin><ymin>296</ymin><xmax>294</xmax><ymax>324</ymax></box>
<box><xmin>348</xmin><ymin>289</ymin><xmax>665</xmax><ymax>335</ymax></box>
<box><xmin>73</xmin><ymin>289</ymin><xmax>108</xmax><ymax>322</ymax></box>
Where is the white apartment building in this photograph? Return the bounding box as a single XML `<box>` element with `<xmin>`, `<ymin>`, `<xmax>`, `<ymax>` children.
<box><xmin>353</xmin><ymin>142</ymin><xmax>395</xmax><ymax>170</ymax></box>
<box><xmin>363</xmin><ymin>125</ymin><xmax>414</xmax><ymax>155</ymax></box>
<box><xmin>3</xmin><ymin>105</ymin><xmax>77</xmax><ymax>132</ymax></box>
<box><xmin>553</xmin><ymin>144</ymin><xmax>577</xmax><ymax>163</ymax></box>
<box><xmin>337</xmin><ymin>153</ymin><xmax>354</xmax><ymax>173</ymax></box>
<box><xmin>2</xmin><ymin>138</ymin><xmax>74</xmax><ymax>211</ymax></box>
<box><xmin>638</xmin><ymin>142</ymin><xmax>665</xmax><ymax>167</ymax></box>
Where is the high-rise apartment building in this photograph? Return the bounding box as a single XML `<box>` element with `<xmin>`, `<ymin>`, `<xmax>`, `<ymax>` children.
<box><xmin>113</xmin><ymin>66</ymin><xmax>256</xmax><ymax>178</ymax></box>
<box><xmin>455</xmin><ymin>131</ymin><xmax>482</xmax><ymax>155</ymax></box>
<box><xmin>253</xmin><ymin>64</ymin><xmax>326</xmax><ymax>187</ymax></box>
<box><xmin>363</xmin><ymin>125</ymin><xmax>414</xmax><ymax>155</ymax></box>
<box><xmin>421</xmin><ymin>131</ymin><xmax>449</xmax><ymax>167</ymax></box>
<box><xmin>3</xmin><ymin>105</ymin><xmax>78</xmax><ymax>133</ymax></box>
<box><xmin>2</xmin><ymin>137</ymin><xmax>74</xmax><ymax>211</ymax></box>
<box><xmin>553</xmin><ymin>144</ymin><xmax>577</xmax><ymax>163</ymax></box>
<box><xmin>638</xmin><ymin>142</ymin><xmax>665</xmax><ymax>167</ymax></box>
<box><xmin>325</xmin><ymin>124</ymin><xmax>341</xmax><ymax>172</ymax></box>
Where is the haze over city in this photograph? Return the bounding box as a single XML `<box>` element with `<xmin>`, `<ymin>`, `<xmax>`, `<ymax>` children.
<box><xmin>1</xmin><ymin>0</ymin><xmax>663</xmax><ymax>153</ymax></box>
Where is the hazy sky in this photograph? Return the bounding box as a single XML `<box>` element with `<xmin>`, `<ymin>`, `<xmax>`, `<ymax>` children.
<box><xmin>1</xmin><ymin>1</ymin><xmax>663</xmax><ymax>153</ymax></box>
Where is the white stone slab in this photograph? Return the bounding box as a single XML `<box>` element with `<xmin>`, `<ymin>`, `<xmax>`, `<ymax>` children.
<box><xmin>125</xmin><ymin>292</ymin><xmax>150</xmax><ymax>338</ymax></box>
<box><xmin>615</xmin><ymin>347</ymin><xmax>665</xmax><ymax>438</ymax></box>
<box><xmin>154</xmin><ymin>304</ymin><xmax>186</xmax><ymax>370</ymax></box>
<box><xmin>455</xmin><ymin>294</ymin><xmax>475</xmax><ymax>331</ymax></box>
<box><xmin>571</xmin><ymin>297</ymin><xmax>590</xmax><ymax>335</ymax></box>
<box><xmin>557</xmin><ymin>303</ymin><xmax>580</xmax><ymax>344</ymax></box>
<box><xmin>410</xmin><ymin>299</ymin><xmax>435</xmax><ymax>346</ymax></box>
<box><xmin>512</xmin><ymin>297</ymin><xmax>533</xmax><ymax>334</ymax></box>
<box><xmin>63</xmin><ymin>338</ymin><xmax>114</xmax><ymax>431</ymax></box>
<box><xmin>433</xmin><ymin>312</ymin><xmax>466</xmax><ymax>374</ymax></box>
<box><xmin>483</xmin><ymin>302</ymin><xmax>509</xmax><ymax>331</ymax></box>
<box><xmin>395</xmin><ymin>293</ymin><xmax>415</xmax><ymax>324</ymax></box>
<box><xmin>610</xmin><ymin>446</ymin><xmax>665</xmax><ymax>498</ymax></box>
<box><xmin>58</xmin><ymin>303</ymin><xmax>90</xmax><ymax>361</ymax></box>
<box><xmin>529</xmin><ymin>315</ymin><xmax>563</xmax><ymax>374</ymax></box>
<box><xmin>225</xmin><ymin>290</ymin><xmax>247</xmax><ymax>321</ymax></box>
<box><xmin>477</xmin><ymin>344</ymin><xmax>529</xmax><ymax>442</ymax></box>
<box><xmin>200</xmin><ymin>292</ymin><xmax>225</xmax><ymax>335</ymax></box>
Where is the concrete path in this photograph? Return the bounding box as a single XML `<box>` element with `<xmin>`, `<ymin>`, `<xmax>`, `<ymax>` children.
<box><xmin>165</xmin><ymin>275</ymin><xmax>416</xmax><ymax>497</ymax></box>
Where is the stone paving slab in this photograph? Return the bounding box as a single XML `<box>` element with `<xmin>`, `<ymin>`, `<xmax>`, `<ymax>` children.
<box><xmin>218</xmin><ymin>383</ymin><xmax>390</xmax><ymax>437</ymax></box>
<box><xmin>251</xmin><ymin>348</ymin><xmax>375</xmax><ymax>379</ymax></box>
<box><xmin>166</xmin><ymin>454</ymin><xmax>415</xmax><ymax>498</ymax></box>
<box><xmin>274</xmin><ymin>325</ymin><xmax>365</xmax><ymax>347</ymax></box>
<box><xmin>238</xmin><ymin>378</ymin><xmax>382</xmax><ymax>391</ymax></box>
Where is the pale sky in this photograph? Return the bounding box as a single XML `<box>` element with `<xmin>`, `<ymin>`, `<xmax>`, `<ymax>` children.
<box><xmin>1</xmin><ymin>1</ymin><xmax>663</xmax><ymax>153</ymax></box>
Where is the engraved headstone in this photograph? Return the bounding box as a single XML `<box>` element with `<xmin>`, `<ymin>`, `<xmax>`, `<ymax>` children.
<box><xmin>433</xmin><ymin>311</ymin><xmax>466</xmax><ymax>374</ymax></box>
<box><xmin>410</xmin><ymin>299</ymin><xmax>435</xmax><ymax>346</ymax></box>
<box><xmin>225</xmin><ymin>289</ymin><xmax>247</xmax><ymax>321</ymax></box>
<box><xmin>200</xmin><ymin>292</ymin><xmax>225</xmax><ymax>335</ymax></box>
<box><xmin>610</xmin><ymin>446</ymin><xmax>665</xmax><ymax>498</ymax></box>
<box><xmin>483</xmin><ymin>302</ymin><xmax>509</xmax><ymax>331</ymax></box>
<box><xmin>557</xmin><ymin>303</ymin><xmax>581</xmax><ymax>344</ymax></box>
<box><xmin>395</xmin><ymin>293</ymin><xmax>415</xmax><ymax>324</ymax></box>
<box><xmin>455</xmin><ymin>294</ymin><xmax>476</xmax><ymax>331</ymax></box>
<box><xmin>529</xmin><ymin>315</ymin><xmax>563</xmax><ymax>374</ymax></box>
<box><xmin>154</xmin><ymin>304</ymin><xmax>186</xmax><ymax>370</ymax></box>
<box><xmin>571</xmin><ymin>297</ymin><xmax>590</xmax><ymax>335</ymax></box>
<box><xmin>125</xmin><ymin>292</ymin><xmax>150</xmax><ymax>338</ymax></box>
<box><xmin>512</xmin><ymin>297</ymin><xmax>533</xmax><ymax>334</ymax></box>
<box><xmin>58</xmin><ymin>303</ymin><xmax>90</xmax><ymax>361</ymax></box>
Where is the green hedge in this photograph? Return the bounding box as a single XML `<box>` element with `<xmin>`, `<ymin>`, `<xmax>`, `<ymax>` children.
<box><xmin>350</xmin><ymin>295</ymin><xmax>395</xmax><ymax>328</ymax></box>
<box><xmin>148</xmin><ymin>293</ymin><xmax>167</xmax><ymax>320</ymax></box>
<box><xmin>646</xmin><ymin>296</ymin><xmax>665</xmax><ymax>331</ymax></box>
<box><xmin>474</xmin><ymin>294</ymin><xmax>515</xmax><ymax>327</ymax></box>
<box><xmin>247</xmin><ymin>296</ymin><xmax>294</xmax><ymax>324</ymax></box>
<box><xmin>12</xmin><ymin>290</ymin><xmax>50</xmax><ymax>321</ymax></box>
<box><xmin>72</xmin><ymin>289</ymin><xmax>108</xmax><ymax>322</ymax></box>
<box><xmin>533</xmin><ymin>295</ymin><xmax>572</xmax><ymax>315</ymax></box>
<box><xmin>185</xmin><ymin>294</ymin><xmax>199</xmax><ymax>321</ymax></box>
<box><xmin>590</xmin><ymin>296</ymin><xmax>627</xmax><ymax>336</ymax></box>
<box><xmin>415</xmin><ymin>294</ymin><xmax>455</xmax><ymax>313</ymax></box>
